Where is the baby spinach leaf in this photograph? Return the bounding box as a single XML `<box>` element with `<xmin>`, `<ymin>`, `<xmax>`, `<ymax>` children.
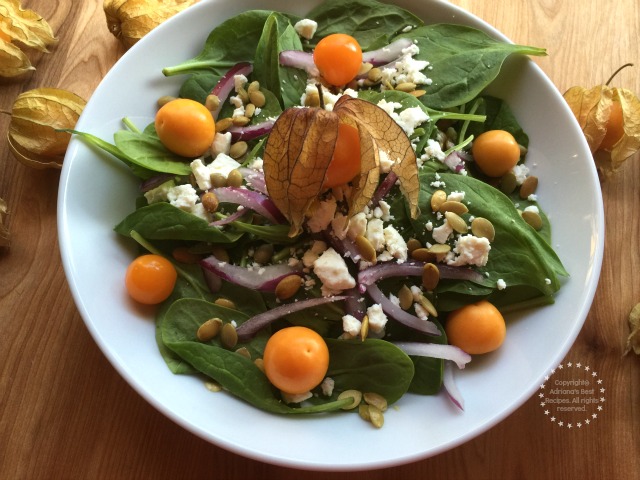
<box><xmin>411</xmin><ymin>172</ymin><xmax>567</xmax><ymax>311</ymax></box>
<box><xmin>253</xmin><ymin>13</ymin><xmax>307</xmax><ymax>109</ymax></box>
<box><xmin>115</xmin><ymin>203</ymin><xmax>243</xmax><ymax>243</ymax></box>
<box><xmin>325</xmin><ymin>338</ymin><xmax>414</xmax><ymax>404</ymax></box>
<box><xmin>466</xmin><ymin>95</ymin><xmax>529</xmax><ymax>147</ymax></box>
<box><xmin>399</xmin><ymin>24</ymin><xmax>546</xmax><ymax>109</ymax></box>
<box><xmin>225</xmin><ymin>220</ymin><xmax>297</xmax><ymax>244</ymax></box>
<box><xmin>179</xmin><ymin>73</ymin><xmax>222</xmax><ymax>104</ymax></box>
<box><xmin>114</xmin><ymin>129</ymin><xmax>193</xmax><ymax>176</ymax></box>
<box><xmin>306</xmin><ymin>0</ymin><xmax>423</xmax><ymax>51</ymax></box>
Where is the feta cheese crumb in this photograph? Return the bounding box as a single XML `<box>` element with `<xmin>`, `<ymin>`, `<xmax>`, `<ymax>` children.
<box><xmin>524</xmin><ymin>205</ymin><xmax>540</xmax><ymax>214</ymax></box>
<box><xmin>447</xmin><ymin>235</ymin><xmax>491</xmax><ymax>267</ymax></box>
<box><xmin>233</xmin><ymin>74</ymin><xmax>248</xmax><ymax>92</ymax></box>
<box><xmin>366</xmin><ymin>218</ymin><xmax>385</xmax><ymax>252</ymax></box>
<box><xmin>527</xmin><ymin>194</ymin><xmax>538</xmax><ymax>202</ymax></box>
<box><xmin>210</xmin><ymin>132</ymin><xmax>232</xmax><ymax>157</ymax></box>
<box><xmin>167</xmin><ymin>184</ymin><xmax>199</xmax><ymax>211</ymax></box>
<box><xmin>320</xmin><ymin>377</ymin><xmax>335</xmax><ymax>396</ymax></box>
<box><xmin>383</xmin><ymin>225</ymin><xmax>408</xmax><ymax>262</ymax></box>
<box><xmin>282</xmin><ymin>391</ymin><xmax>313</xmax><ymax>404</ymax></box>
<box><xmin>342</xmin><ymin>314</ymin><xmax>362</xmax><ymax>337</ymax></box>
<box><xmin>366</xmin><ymin>303</ymin><xmax>388</xmax><ymax>334</ymax></box>
<box><xmin>307</xmin><ymin>196</ymin><xmax>337</xmax><ymax>233</ymax></box>
<box><xmin>347</xmin><ymin>212</ymin><xmax>367</xmax><ymax>240</ymax></box>
<box><xmin>190</xmin><ymin>154</ymin><xmax>242</xmax><ymax>190</ymax></box>
<box><xmin>313</xmin><ymin>247</ymin><xmax>356</xmax><ymax>296</ymax></box>
<box><xmin>496</xmin><ymin>278</ymin><xmax>507</xmax><ymax>290</ymax></box>
<box><xmin>294</xmin><ymin>19</ymin><xmax>318</xmax><ymax>40</ymax></box>
<box><xmin>447</xmin><ymin>191</ymin><xmax>466</xmax><ymax>202</ymax></box>
<box><xmin>544</xmin><ymin>278</ymin><xmax>552</xmax><ymax>285</ymax></box>
<box><xmin>302</xmin><ymin>240</ymin><xmax>327</xmax><ymax>268</ymax></box>
<box><xmin>432</xmin><ymin>219</ymin><xmax>453</xmax><ymax>244</ymax></box>
<box><xmin>511</xmin><ymin>164</ymin><xmax>530</xmax><ymax>185</ymax></box>
<box><xmin>379</xmin><ymin>149</ymin><xmax>394</xmax><ymax>173</ymax></box>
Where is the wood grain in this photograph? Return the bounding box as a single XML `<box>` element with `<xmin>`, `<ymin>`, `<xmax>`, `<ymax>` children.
<box><xmin>1</xmin><ymin>1</ymin><xmax>638</xmax><ymax>479</ymax></box>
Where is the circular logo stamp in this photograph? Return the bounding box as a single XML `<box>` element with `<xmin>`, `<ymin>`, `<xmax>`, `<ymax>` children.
<box><xmin>538</xmin><ymin>361</ymin><xmax>606</xmax><ymax>428</ymax></box>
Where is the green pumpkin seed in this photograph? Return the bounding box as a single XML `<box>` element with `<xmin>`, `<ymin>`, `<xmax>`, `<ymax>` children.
<box><xmin>395</xmin><ymin>82</ymin><xmax>417</xmax><ymax>93</ymax></box>
<box><xmin>215</xmin><ymin>117</ymin><xmax>233</xmax><ymax>132</ymax></box>
<box><xmin>398</xmin><ymin>284</ymin><xmax>414</xmax><ymax>310</ymax></box>
<box><xmin>205</xmin><ymin>94</ymin><xmax>220</xmax><ymax>112</ymax></box>
<box><xmin>201</xmin><ymin>192</ymin><xmax>219</xmax><ymax>213</ymax></box>
<box><xmin>249</xmin><ymin>90</ymin><xmax>266</xmax><ymax>108</ymax></box>
<box><xmin>220</xmin><ymin>322</ymin><xmax>238</xmax><ymax>349</ymax></box>
<box><xmin>500</xmin><ymin>171</ymin><xmax>518</xmax><ymax>195</ymax></box>
<box><xmin>355</xmin><ymin>234</ymin><xmax>377</xmax><ymax>263</ymax></box>
<box><xmin>197</xmin><ymin>317</ymin><xmax>222</xmax><ymax>342</ymax></box>
<box><xmin>439</xmin><ymin>200</ymin><xmax>468</xmax><ymax>215</ymax></box>
<box><xmin>471</xmin><ymin>217</ymin><xmax>495</xmax><ymax>241</ymax></box>
<box><xmin>157</xmin><ymin>95</ymin><xmax>176</xmax><ymax>107</ymax></box>
<box><xmin>226</xmin><ymin>169</ymin><xmax>243</xmax><ymax>187</ymax></box>
<box><xmin>363</xmin><ymin>392</ymin><xmax>388</xmax><ymax>412</ymax></box>
<box><xmin>235</xmin><ymin>346</ymin><xmax>251</xmax><ymax>359</ymax></box>
<box><xmin>368</xmin><ymin>405</ymin><xmax>384</xmax><ymax>428</ymax></box>
<box><xmin>338</xmin><ymin>390</ymin><xmax>362</xmax><ymax>410</ymax></box>
<box><xmin>274</xmin><ymin>275</ymin><xmax>302</xmax><ymax>300</ymax></box>
<box><xmin>422</xmin><ymin>263</ymin><xmax>440</xmax><ymax>291</ymax></box>
<box><xmin>229</xmin><ymin>141</ymin><xmax>248</xmax><ymax>159</ymax></box>
<box><xmin>519</xmin><ymin>175</ymin><xmax>538</xmax><ymax>199</ymax></box>
<box><xmin>214</xmin><ymin>297</ymin><xmax>236</xmax><ymax>309</ymax></box>
<box><xmin>411</xmin><ymin>247</ymin><xmax>437</xmax><ymax>263</ymax></box>
<box><xmin>522</xmin><ymin>210</ymin><xmax>543</xmax><ymax>230</ymax></box>
<box><xmin>430</xmin><ymin>190</ymin><xmax>447</xmax><ymax>212</ymax></box>
<box><xmin>253</xmin><ymin>243</ymin><xmax>274</xmax><ymax>264</ymax></box>
<box><xmin>418</xmin><ymin>294</ymin><xmax>438</xmax><ymax>317</ymax></box>
<box><xmin>444</xmin><ymin>211</ymin><xmax>468</xmax><ymax>234</ymax></box>
<box><xmin>406</xmin><ymin>238</ymin><xmax>422</xmax><ymax>255</ymax></box>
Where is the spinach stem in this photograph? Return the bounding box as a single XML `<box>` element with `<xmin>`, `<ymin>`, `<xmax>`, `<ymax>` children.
<box><xmin>129</xmin><ymin>230</ymin><xmax>207</xmax><ymax>298</ymax></box>
<box><xmin>122</xmin><ymin>117</ymin><xmax>142</xmax><ymax>134</ymax></box>
<box><xmin>458</xmin><ymin>98</ymin><xmax>482</xmax><ymax>142</ymax></box>
<box><xmin>241</xmin><ymin>137</ymin><xmax>266</xmax><ymax>167</ymax></box>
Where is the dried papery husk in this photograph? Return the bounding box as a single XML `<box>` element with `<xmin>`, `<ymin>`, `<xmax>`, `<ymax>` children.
<box><xmin>564</xmin><ymin>70</ymin><xmax>640</xmax><ymax>177</ymax></box>
<box><xmin>7</xmin><ymin>88</ymin><xmax>86</xmax><ymax>169</ymax></box>
<box><xmin>104</xmin><ymin>0</ymin><xmax>199</xmax><ymax>49</ymax></box>
<box><xmin>0</xmin><ymin>197</ymin><xmax>9</xmax><ymax>247</ymax></box>
<box><xmin>624</xmin><ymin>303</ymin><xmax>640</xmax><ymax>356</ymax></box>
<box><xmin>263</xmin><ymin>96</ymin><xmax>419</xmax><ymax>237</ymax></box>
<box><xmin>0</xmin><ymin>0</ymin><xmax>57</xmax><ymax>77</ymax></box>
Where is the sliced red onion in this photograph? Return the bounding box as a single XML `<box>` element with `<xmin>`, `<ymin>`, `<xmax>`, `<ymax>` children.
<box><xmin>443</xmin><ymin>361</ymin><xmax>465</xmax><ymax>411</ymax></box>
<box><xmin>239</xmin><ymin>168</ymin><xmax>267</xmax><ymax>194</ymax></box>
<box><xmin>279</xmin><ymin>50</ymin><xmax>319</xmax><ymax>77</ymax></box>
<box><xmin>139</xmin><ymin>173</ymin><xmax>176</xmax><ymax>192</ymax></box>
<box><xmin>392</xmin><ymin>341</ymin><xmax>472</xmax><ymax>369</ymax></box>
<box><xmin>366</xmin><ymin>283</ymin><xmax>440</xmax><ymax>336</ymax></box>
<box><xmin>370</xmin><ymin>171</ymin><xmax>397</xmax><ymax>207</ymax></box>
<box><xmin>227</xmin><ymin>120</ymin><xmax>275</xmax><ymax>142</ymax></box>
<box><xmin>361</xmin><ymin>38</ymin><xmax>414</xmax><ymax>66</ymax></box>
<box><xmin>209</xmin><ymin>208</ymin><xmax>247</xmax><ymax>226</ymax></box>
<box><xmin>343</xmin><ymin>287</ymin><xmax>366</xmax><ymax>320</ymax></box>
<box><xmin>213</xmin><ymin>186</ymin><xmax>285</xmax><ymax>224</ymax></box>
<box><xmin>210</xmin><ymin>62</ymin><xmax>253</xmax><ymax>120</ymax></box>
<box><xmin>236</xmin><ymin>296</ymin><xmax>347</xmax><ymax>342</ymax></box>
<box><xmin>443</xmin><ymin>151</ymin><xmax>467</xmax><ymax>172</ymax></box>
<box><xmin>358</xmin><ymin>261</ymin><xmax>485</xmax><ymax>293</ymax></box>
<box><xmin>200</xmin><ymin>255</ymin><xmax>301</xmax><ymax>292</ymax></box>
<box><xmin>202</xmin><ymin>268</ymin><xmax>222</xmax><ymax>293</ymax></box>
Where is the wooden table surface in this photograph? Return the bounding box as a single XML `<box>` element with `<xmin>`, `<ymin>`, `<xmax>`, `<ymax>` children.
<box><xmin>1</xmin><ymin>1</ymin><xmax>638</xmax><ymax>478</ymax></box>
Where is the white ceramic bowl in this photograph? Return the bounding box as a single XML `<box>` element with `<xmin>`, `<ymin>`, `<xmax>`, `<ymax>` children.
<box><xmin>58</xmin><ymin>0</ymin><xmax>604</xmax><ymax>471</ymax></box>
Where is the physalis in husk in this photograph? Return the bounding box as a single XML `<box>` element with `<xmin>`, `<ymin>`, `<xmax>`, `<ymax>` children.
<box><xmin>563</xmin><ymin>64</ymin><xmax>640</xmax><ymax>177</ymax></box>
<box><xmin>624</xmin><ymin>303</ymin><xmax>640</xmax><ymax>357</ymax></box>
<box><xmin>263</xmin><ymin>94</ymin><xmax>419</xmax><ymax>237</ymax></box>
<box><xmin>0</xmin><ymin>0</ymin><xmax>57</xmax><ymax>77</ymax></box>
<box><xmin>104</xmin><ymin>0</ymin><xmax>199</xmax><ymax>49</ymax></box>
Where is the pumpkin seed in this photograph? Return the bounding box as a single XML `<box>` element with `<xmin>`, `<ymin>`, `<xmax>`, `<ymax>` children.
<box><xmin>444</xmin><ymin>211</ymin><xmax>468</xmax><ymax>234</ymax></box>
<box><xmin>204</xmin><ymin>380</ymin><xmax>222</xmax><ymax>392</ymax></box>
<box><xmin>368</xmin><ymin>405</ymin><xmax>384</xmax><ymax>428</ymax></box>
<box><xmin>275</xmin><ymin>275</ymin><xmax>302</xmax><ymax>300</ymax></box>
<box><xmin>367</xmin><ymin>67</ymin><xmax>382</xmax><ymax>83</ymax></box>
<box><xmin>201</xmin><ymin>191</ymin><xmax>219</xmax><ymax>213</ymax></box>
<box><xmin>358</xmin><ymin>404</ymin><xmax>371</xmax><ymax>421</ymax></box>
<box><xmin>398</xmin><ymin>285</ymin><xmax>414</xmax><ymax>310</ymax></box>
<box><xmin>358</xmin><ymin>62</ymin><xmax>373</xmax><ymax>75</ymax></box>
<box><xmin>253</xmin><ymin>243</ymin><xmax>274</xmax><ymax>264</ymax></box>
<box><xmin>229</xmin><ymin>141</ymin><xmax>248</xmax><ymax>159</ymax></box>
<box><xmin>232</xmin><ymin>115</ymin><xmax>251</xmax><ymax>127</ymax></box>
<box><xmin>411</xmin><ymin>247</ymin><xmax>437</xmax><ymax>263</ymax></box>
<box><xmin>360</xmin><ymin>314</ymin><xmax>369</xmax><ymax>341</ymax></box>
<box><xmin>522</xmin><ymin>210</ymin><xmax>543</xmax><ymax>230</ymax></box>
<box><xmin>304</xmin><ymin>90</ymin><xmax>320</xmax><ymax>107</ymax></box>
<box><xmin>363</xmin><ymin>392</ymin><xmax>388</xmax><ymax>412</ymax></box>
<box><xmin>418</xmin><ymin>294</ymin><xmax>438</xmax><ymax>317</ymax></box>
<box><xmin>214</xmin><ymin>297</ymin><xmax>236</xmax><ymax>309</ymax></box>
<box><xmin>210</xmin><ymin>246</ymin><xmax>230</xmax><ymax>263</ymax></box>
<box><xmin>471</xmin><ymin>217</ymin><xmax>495</xmax><ymax>241</ymax></box>
<box><xmin>211</xmin><ymin>172</ymin><xmax>227</xmax><ymax>188</ymax></box>
<box><xmin>254</xmin><ymin>358</ymin><xmax>265</xmax><ymax>373</ymax></box>
<box><xmin>247</xmin><ymin>81</ymin><xmax>260</xmax><ymax>94</ymax></box>
<box><xmin>406</xmin><ymin>238</ymin><xmax>422</xmax><ymax>255</ymax></box>
<box><xmin>409</xmin><ymin>89</ymin><xmax>426</xmax><ymax>98</ymax></box>
<box><xmin>428</xmin><ymin>244</ymin><xmax>451</xmax><ymax>262</ymax></box>
<box><xmin>338</xmin><ymin>389</ymin><xmax>362</xmax><ymax>410</ymax></box>
<box><xmin>236</xmin><ymin>86</ymin><xmax>249</xmax><ymax>104</ymax></box>
<box><xmin>220</xmin><ymin>322</ymin><xmax>238</xmax><ymax>349</ymax></box>
<box><xmin>226</xmin><ymin>169</ymin><xmax>243</xmax><ymax>187</ymax></box>
<box><xmin>430</xmin><ymin>189</ymin><xmax>447</xmax><ymax>212</ymax></box>
<box><xmin>422</xmin><ymin>263</ymin><xmax>440</xmax><ymax>291</ymax></box>
<box><xmin>395</xmin><ymin>82</ymin><xmax>417</xmax><ymax>93</ymax></box>
<box><xmin>519</xmin><ymin>144</ymin><xmax>528</xmax><ymax>156</ymax></box>
<box><xmin>519</xmin><ymin>175</ymin><xmax>538</xmax><ymax>199</ymax></box>
<box><xmin>215</xmin><ymin>117</ymin><xmax>233</xmax><ymax>132</ymax></box>
<box><xmin>157</xmin><ymin>95</ymin><xmax>176</xmax><ymax>107</ymax></box>
<box><xmin>500</xmin><ymin>171</ymin><xmax>518</xmax><ymax>195</ymax></box>
<box><xmin>205</xmin><ymin>94</ymin><xmax>220</xmax><ymax>112</ymax></box>
<box><xmin>249</xmin><ymin>90</ymin><xmax>266</xmax><ymax>108</ymax></box>
<box><xmin>235</xmin><ymin>346</ymin><xmax>251</xmax><ymax>359</ymax></box>
<box><xmin>439</xmin><ymin>200</ymin><xmax>468</xmax><ymax>215</ymax></box>
<box><xmin>355</xmin><ymin>234</ymin><xmax>377</xmax><ymax>263</ymax></box>
<box><xmin>197</xmin><ymin>317</ymin><xmax>222</xmax><ymax>342</ymax></box>
<box><xmin>244</xmin><ymin>103</ymin><xmax>256</xmax><ymax>118</ymax></box>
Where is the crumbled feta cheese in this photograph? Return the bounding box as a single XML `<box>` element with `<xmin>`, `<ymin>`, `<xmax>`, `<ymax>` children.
<box><xmin>380</xmin><ymin>43</ymin><xmax>431</xmax><ymax>87</ymax></box>
<box><xmin>377</xmin><ymin>250</ymin><xmax>394</xmax><ymax>262</ymax></box>
<box><xmin>229</xmin><ymin>95</ymin><xmax>243</xmax><ymax>108</ymax></box>
<box><xmin>307</xmin><ymin>197</ymin><xmax>337</xmax><ymax>233</ymax></box>
<box><xmin>511</xmin><ymin>164</ymin><xmax>530</xmax><ymax>185</ymax></box>
<box><xmin>144</xmin><ymin>179</ymin><xmax>174</xmax><ymax>204</ymax></box>
<box><xmin>190</xmin><ymin>203</ymin><xmax>211</xmax><ymax>222</ymax></box>
<box><xmin>210</xmin><ymin>132</ymin><xmax>232</xmax><ymax>157</ymax></box>
<box><xmin>320</xmin><ymin>377</ymin><xmax>335</xmax><ymax>396</ymax></box>
<box><xmin>496</xmin><ymin>278</ymin><xmax>507</xmax><ymax>290</ymax></box>
<box><xmin>524</xmin><ymin>205</ymin><xmax>539</xmax><ymax>214</ymax></box>
<box><xmin>331</xmin><ymin>213</ymin><xmax>349</xmax><ymax>240</ymax></box>
<box><xmin>232</xmin><ymin>105</ymin><xmax>245</xmax><ymax>118</ymax></box>
<box><xmin>447</xmin><ymin>235</ymin><xmax>491</xmax><ymax>267</ymax></box>
<box><xmin>366</xmin><ymin>303</ymin><xmax>388</xmax><ymax>334</ymax></box>
<box><xmin>342</xmin><ymin>314</ymin><xmax>362</xmax><ymax>337</ymax></box>
<box><xmin>313</xmin><ymin>247</ymin><xmax>356</xmax><ymax>295</ymax></box>
<box><xmin>376</xmin><ymin>99</ymin><xmax>428</xmax><ymax>136</ymax></box>
<box><xmin>447</xmin><ymin>191</ymin><xmax>465</xmax><ymax>202</ymax></box>
<box><xmin>527</xmin><ymin>194</ymin><xmax>538</xmax><ymax>202</ymax></box>
<box><xmin>423</xmin><ymin>139</ymin><xmax>446</xmax><ymax>162</ymax></box>
<box><xmin>544</xmin><ymin>278</ymin><xmax>552</xmax><ymax>285</ymax></box>
<box><xmin>347</xmin><ymin>212</ymin><xmax>367</xmax><ymax>240</ymax></box>
<box><xmin>250</xmin><ymin>157</ymin><xmax>263</xmax><ymax>171</ymax></box>
<box><xmin>414</xmin><ymin>303</ymin><xmax>429</xmax><ymax>321</ymax></box>
<box><xmin>282</xmin><ymin>391</ymin><xmax>313</xmax><ymax>404</ymax></box>
<box><xmin>379</xmin><ymin>149</ymin><xmax>394</xmax><ymax>173</ymax></box>
<box><xmin>366</xmin><ymin>218</ymin><xmax>385</xmax><ymax>252</ymax></box>
<box><xmin>432</xmin><ymin>219</ymin><xmax>453</xmax><ymax>244</ymax></box>
<box><xmin>294</xmin><ymin>19</ymin><xmax>318</xmax><ymax>40</ymax></box>
<box><xmin>425</xmin><ymin>220</ymin><xmax>433</xmax><ymax>231</ymax></box>
<box><xmin>410</xmin><ymin>285</ymin><xmax>422</xmax><ymax>302</ymax></box>
<box><xmin>233</xmin><ymin>74</ymin><xmax>248</xmax><ymax>92</ymax></box>
<box><xmin>378</xmin><ymin>200</ymin><xmax>393</xmax><ymax>221</ymax></box>
<box><xmin>302</xmin><ymin>240</ymin><xmax>327</xmax><ymax>268</ymax></box>
<box><xmin>383</xmin><ymin>225</ymin><xmax>408</xmax><ymax>262</ymax></box>
<box><xmin>167</xmin><ymin>184</ymin><xmax>199</xmax><ymax>211</ymax></box>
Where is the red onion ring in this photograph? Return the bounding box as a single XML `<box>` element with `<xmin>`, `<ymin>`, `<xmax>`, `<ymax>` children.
<box><xmin>392</xmin><ymin>341</ymin><xmax>472</xmax><ymax>369</ymax></box>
